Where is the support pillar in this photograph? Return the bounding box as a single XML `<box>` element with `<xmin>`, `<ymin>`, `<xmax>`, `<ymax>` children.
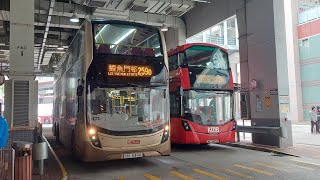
<box><xmin>223</xmin><ymin>21</ymin><xmax>228</xmax><ymax>46</ymax></box>
<box><xmin>237</xmin><ymin>0</ymin><xmax>293</xmax><ymax>147</ymax></box>
<box><xmin>165</xmin><ymin>19</ymin><xmax>187</xmax><ymax>51</ymax></box>
<box><xmin>4</xmin><ymin>0</ymin><xmax>37</xmax><ymax>128</ymax></box>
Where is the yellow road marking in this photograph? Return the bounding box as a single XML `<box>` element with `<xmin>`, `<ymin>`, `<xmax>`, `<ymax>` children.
<box><xmin>118</xmin><ymin>177</ymin><xmax>127</xmax><ymax>180</ymax></box>
<box><xmin>192</xmin><ymin>169</ymin><xmax>226</xmax><ymax>180</ymax></box>
<box><xmin>254</xmin><ymin>163</ymin><xmax>291</xmax><ymax>173</ymax></box>
<box><xmin>215</xmin><ymin>167</ymin><xmax>253</xmax><ymax>179</ymax></box>
<box><xmin>234</xmin><ymin>165</ymin><xmax>275</xmax><ymax>176</ymax></box>
<box><xmin>170</xmin><ymin>171</ymin><xmax>195</xmax><ymax>180</ymax></box>
<box><xmin>290</xmin><ymin>159</ymin><xmax>320</xmax><ymax>167</ymax></box>
<box><xmin>42</xmin><ymin>135</ymin><xmax>68</xmax><ymax>180</ymax></box>
<box><xmin>144</xmin><ymin>173</ymin><xmax>161</xmax><ymax>180</ymax></box>
<box><xmin>273</xmin><ymin>161</ymin><xmax>315</xmax><ymax>170</ymax></box>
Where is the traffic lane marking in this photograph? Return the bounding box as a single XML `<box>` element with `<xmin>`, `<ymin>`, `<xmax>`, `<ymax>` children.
<box><xmin>233</xmin><ymin>164</ymin><xmax>275</xmax><ymax>176</ymax></box>
<box><xmin>254</xmin><ymin>162</ymin><xmax>292</xmax><ymax>173</ymax></box>
<box><xmin>118</xmin><ymin>177</ymin><xmax>127</xmax><ymax>180</ymax></box>
<box><xmin>273</xmin><ymin>161</ymin><xmax>315</xmax><ymax>170</ymax></box>
<box><xmin>215</xmin><ymin>167</ymin><xmax>253</xmax><ymax>179</ymax></box>
<box><xmin>290</xmin><ymin>159</ymin><xmax>320</xmax><ymax>167</ymax></box>
<box><xmin>170</xmin><ymin>171</ymin><xmax>195</xmax><ymax>180</ymax></box>
<box><xmin>144</xmin><ymin>173</ymin><xmax>161</xmax><ymax>180</ymax></box>
<box><xmin>192</xmin><ymin>168</ymin><xmax>226</xmax><ymax>180</ymax></box>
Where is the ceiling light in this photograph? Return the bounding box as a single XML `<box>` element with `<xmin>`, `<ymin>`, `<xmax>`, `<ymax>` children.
<box><xmin>191</xmin><ymin>0</ymin><xmax>210</xmax><ymax>3</ymax></box>
<box><xmin>57</xmin><ymin>44</ymin><xmax>64</xmax><ymax>50</ymax></box>
<box><xmin>70</xmin><ymin>13</ymin><xmax>79</xmax><ymax>23</ymax></box>
<box><xmin>161</xmin><ymin>24</ymin><xmax>168</xmax><ymax>32</ymax></box>
<box><xmin>111</xmin><ymin>29</ymin><xmax>136</xmax><ymax>48</ymax></box>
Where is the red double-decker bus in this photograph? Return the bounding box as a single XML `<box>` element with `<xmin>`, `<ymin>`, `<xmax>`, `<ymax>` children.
<box><xmin>168</xmin><ymin>43</ymin><xmax>236</xmax><ymax>145</ymax></box>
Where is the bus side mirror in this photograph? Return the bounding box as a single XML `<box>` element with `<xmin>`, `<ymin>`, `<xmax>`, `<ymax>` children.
<box><xmin>77</xmin><ymin>85</ymin><xmax>84</xmax><ymax>96</ymax></box>
<box><xmin>234</xmin><ymin>83</ymin><xmax>241</xmax><ymax>92</ymax></box>
<box><xmin>176</xmin><ymin>86</ymin><xmax>183</xmax><ymax>96</ymax></box>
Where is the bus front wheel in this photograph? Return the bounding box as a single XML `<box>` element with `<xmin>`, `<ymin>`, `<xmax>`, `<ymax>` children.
<box><xmin>71</xmin><ymin>130</ymin><xmax>79</xmax><ymax>160</ymax></box>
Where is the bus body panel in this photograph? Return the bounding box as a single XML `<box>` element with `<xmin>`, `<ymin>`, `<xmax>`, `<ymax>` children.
<box><xmin>170</xmin><ymin>118</ymin><xmax>236</xmax><ymax>144</ymax></box>
<box><xmin>53</xmin><ymin>20</ymin><xmax>170</xmax><ymax>161</ymax></box>
<box><xmin>169</xmin><ymin>43</ymin><xmax>236</xmax><ymax>145</ymax></box>
<box><xmin>80</xmin><ymin>136</ymin><xmax>170</xmax><ymax>162</ymax></box>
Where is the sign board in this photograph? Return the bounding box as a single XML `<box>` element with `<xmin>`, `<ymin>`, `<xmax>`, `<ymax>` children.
<box><xmin>280</xmin><ymin>104</ymin><xmax>289</xmax><ymax>113</ymax></box>
<box><xmin>279</xmin><ymin>96</ymin><xmax>289</xmax><ymax>104</ymax></box>
<box><xmin>256</xmin><ymin>101</ymin><xmax>263</xmax><ymax>112</ymax></box>
<box><xmin>270</xmin><ymin>89</ymin><xmax>278</xmax><ymax>95</ymax></box>
<box><xmin>107</xmin><ymin>64</ymin><xmax>153</xmax><ymax>77</ymax></box>
<box><xmin>264</xmin><ymin>96</ymin><xmax>272</xmax><ymax>108</ymax></box>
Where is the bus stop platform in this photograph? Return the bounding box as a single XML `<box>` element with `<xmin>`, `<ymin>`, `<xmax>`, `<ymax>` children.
<box><xmin>229</xmin><ymin>141</ymin><xmax>320</xmax><ymax>159</ymax></box>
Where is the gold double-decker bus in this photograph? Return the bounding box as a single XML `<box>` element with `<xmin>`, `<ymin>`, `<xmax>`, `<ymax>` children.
<box><xmin>52</xmin><ymin>20</ymin><xmax>170</xmax><ymax>161</ymax></box>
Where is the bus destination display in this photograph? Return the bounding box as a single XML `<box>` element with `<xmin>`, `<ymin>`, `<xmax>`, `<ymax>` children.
<box><xmin>196</xmin><ymin>75</ymin><xmax>225</xmax><ymax>84</ymax></box>
<box><xmin>107</xmin><ymin>64</ymin><xmax>153</xmax><ymax>77</ymax></box>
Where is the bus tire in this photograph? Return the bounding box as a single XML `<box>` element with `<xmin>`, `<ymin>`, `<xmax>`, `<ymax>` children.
<box><xmin>55</xmin><ymin>123</ymin><xmax>60</xmax><ymax>143</ymax></box>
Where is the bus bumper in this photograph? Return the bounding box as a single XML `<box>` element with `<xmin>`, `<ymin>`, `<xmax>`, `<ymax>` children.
<box><xmin>172</xmin><ymin>130</ymin><xmax>236</xmax><ymax>145</ymax></box>
<box><xmin>80</xmin><ymin>139</ymin><xmax>171</xmax><ymax>162</ymax></box>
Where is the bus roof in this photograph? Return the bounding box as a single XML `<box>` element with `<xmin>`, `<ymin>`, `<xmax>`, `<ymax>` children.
<box><xmin>168</xmin><ymin>43</ymin><xmax>228</xmax><ymax>57</ymax></box>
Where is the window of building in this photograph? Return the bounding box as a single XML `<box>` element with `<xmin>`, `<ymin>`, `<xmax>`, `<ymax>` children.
<box><xmin>301</xmin><ymin>39</ymin><xmax>309</xmax><ymax>47</ymax></box>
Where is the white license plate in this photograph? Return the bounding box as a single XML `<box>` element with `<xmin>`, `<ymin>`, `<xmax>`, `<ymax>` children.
<box><xmin>123</xmin><ymin>153</ymin><xmax>143</xmax><ymax>159</ymax></box>
<box><xmin>207</xmin><ymin>140</ymin><xmax>219</xmax><ymax>144</ymax></box>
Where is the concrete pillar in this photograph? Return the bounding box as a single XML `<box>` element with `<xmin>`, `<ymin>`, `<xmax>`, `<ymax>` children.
<box><xmin>223</xmin><ymin>21</ymin><xmax>228</xmax><ymax>46</ymax></box>
<box><xmin>237</xmin><ymin>0</ymin><xmax>293</xmax><ymax>147</ymax></box>
<box><xmin>165</xmin><ymin>20</ymin><xmax>187</xmax><ymax>51</ymax></box>
<box><xmin>235</xmin><ymin>19</ymin><xmax>239</xmax><ymax>47</ymax></box>
<box><xmin>4</xmin><ymin>0</ymin><xmax>37</xmax><ymax>128</ymax></box>
<box><xmin>286</xmin><ymin>0</ymin><xmax>303</xmax><ymax>123</ymax></box>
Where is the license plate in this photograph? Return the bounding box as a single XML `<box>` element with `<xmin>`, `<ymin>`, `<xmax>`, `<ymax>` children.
<box><xmin>207</xmin><ymin>140</ymin><xmax>219</xmax><ymax>144</ymax></box>
<box><xmin>122</xmin><ymin>153</ymin><xmax>143</xmax><ymax>159</ymax></box>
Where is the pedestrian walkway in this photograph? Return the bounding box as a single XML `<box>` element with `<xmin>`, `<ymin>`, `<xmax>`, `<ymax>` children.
<box><xmin>235</xmin><ymin>121</ymin><xmax>320</xmax><ymax>159</ymax></box>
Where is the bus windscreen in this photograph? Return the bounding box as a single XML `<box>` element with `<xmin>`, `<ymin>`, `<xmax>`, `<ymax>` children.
<box><xmin>185</xmin><ymin>46</ymin><xmax>229</xmax><ymax>70</ymax></box>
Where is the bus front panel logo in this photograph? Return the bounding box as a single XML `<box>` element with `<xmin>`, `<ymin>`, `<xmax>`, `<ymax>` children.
<box><xmin>127</xmin><ymin>140</ymin><xmax>141</xmax><ymax>144</ymax></box>
<box><xmin>208</xmin><ymin>127</ymin><xmax>219</xmax><ymax>133</ymax></box>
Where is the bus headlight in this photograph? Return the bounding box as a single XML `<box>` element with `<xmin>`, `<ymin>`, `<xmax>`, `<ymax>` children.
<box><xmin>232</xmin><ymin>121</ymin><xmax>237</xmax><ymax>131</ymax></box>
<box><xmin>161</xmin><ymin>124</ymin><xmax>170</xmax><ymax>143</ymax></box>
<box><xmin>88</xmin><ymin>127</ymin><xmax>101</xmax><ymax>148</ymax></box>
<box><xmin>165</xmin><ymin>124</ymin><xmax>169</xmax><ymax>131</ymax></box>
<box><xmin>88</xmin><ymin>128</ymin><xmax>96</xmax><ymax>135</ymax></box>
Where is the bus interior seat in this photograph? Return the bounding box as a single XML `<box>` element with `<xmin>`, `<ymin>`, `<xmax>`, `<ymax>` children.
<box><xmin>131</xmin><ymin>47</ymin><xmax>142</xmax><ymax>56</ymax></box>
<box><xmin>97</xmin><ymin>44</ymin><xmax>111</xmax><ymax>54</ymax></box>
<box><xmin>144</xmin><ymin>48</ymin><xmax>155</xmax><ymax>57</ymax></box>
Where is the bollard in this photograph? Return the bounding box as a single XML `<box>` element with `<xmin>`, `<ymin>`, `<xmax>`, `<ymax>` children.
<box><xmin>32</xmin><ymin>142</ymin><xmax>48</xmax><ymax>175</ymax></box>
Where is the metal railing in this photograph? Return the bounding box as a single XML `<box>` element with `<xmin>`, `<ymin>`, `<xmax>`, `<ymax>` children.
<box><xmin>0</xmin><ymin>148</ymin><xmax>15</xmax><ymax>180</ymax></box>
<box><xmin>299</xmin><ymin>5</ymin><xmax>320</xmax><ymax>24</ymax></box>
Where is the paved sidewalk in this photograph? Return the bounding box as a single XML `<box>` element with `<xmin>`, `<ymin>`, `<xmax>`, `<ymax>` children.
<box><xmin>33</xmin><ymin>124</ymin><xmax>64</xmax><ymax>180</ymax></box>
<box><xmin>233</xmin><ymin>123</ymin><xmax>320</xmax><ymax>159</ymax></box>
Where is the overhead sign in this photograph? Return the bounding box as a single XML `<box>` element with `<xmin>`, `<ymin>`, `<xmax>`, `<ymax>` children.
<box><xmin>196</xmin><ymin>75</ymin><xmax>225</xmax><ymax>84</ymax></box>
<box><xmin>107</xmin><ymin>64</ymin><xmax>153</xmax><ymax>77</ymax></box>
<box><xmin>270</xmin><ymin>89</ymin><xmax>278</xmax><ymax>95</ymax></box>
